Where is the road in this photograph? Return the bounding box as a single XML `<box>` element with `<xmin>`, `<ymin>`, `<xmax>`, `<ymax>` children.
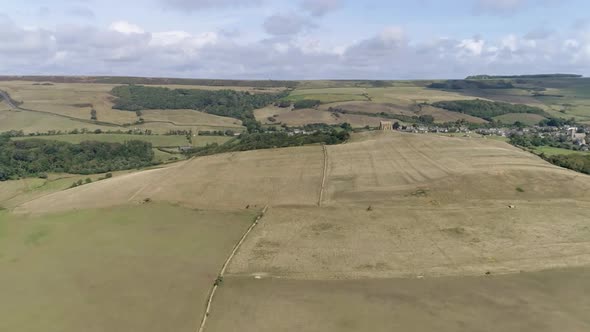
<box><xmin>0</xmin><ymin>90</ymin><xmax>18</xmax><ymax>109</ymax></box>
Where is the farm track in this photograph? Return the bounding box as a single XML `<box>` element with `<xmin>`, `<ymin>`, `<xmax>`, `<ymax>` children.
<box><xmin>197</xmin><ymin>206</ymin><xmax>268</xmax><ymax>332</ymax></box>
<box><xmin>141</xmin><ymin>119</ymin><xmax>243</xmax><ymax>129</ymax></box>
<box><xmin>318</xmin><ymin>144</ymin><xmax>329</xmax><ymax>206</ymax></box>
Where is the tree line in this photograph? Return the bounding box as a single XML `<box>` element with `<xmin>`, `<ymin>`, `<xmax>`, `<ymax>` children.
<box><xmin>544</xmin><ymin>154</ymin><xmax>590</xmax><ymax>175</ymax></box>
<box><xmin>111</xmin><ymin>85</ymin><xmax>289</xmax><ymax>133</ymax></box>
<box><xmin>431</xmin><ymin>99</ymin><xmax>548</xmax><ymax>121</ymax></box>
<box><xmin>184</xmin><ymin>130</ymin><xmax>350</xmax><ymax>157</ymax></box>
<box><xmin>0</xmin><ymin>134</ymin><xmax>155</xmax><ymax>181</ymax></box>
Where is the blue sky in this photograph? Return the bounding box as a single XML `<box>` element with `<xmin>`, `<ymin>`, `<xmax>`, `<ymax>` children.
<box><xmin>1</xmin><ymin>0</ymin><xmax>589</xmax><ymax>79</ymax></box>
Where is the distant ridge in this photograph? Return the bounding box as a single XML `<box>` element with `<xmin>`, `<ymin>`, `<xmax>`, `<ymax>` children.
<box><xmin>0</xmin><ymin>75</ymin><xmax>297</xmax><ymax>88</ymax></box>
<box><xmin>466</xmin><ymin>74</ymin><xmax>583</xmax><ymax>79</ymax></box>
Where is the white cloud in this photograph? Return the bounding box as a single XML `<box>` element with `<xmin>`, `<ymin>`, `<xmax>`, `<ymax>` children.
<box><xmin>109</xmin><ymin>21</ymin><xmax>145</xmax><ymax>34</ymax></box>
<box><xmin>458</xmin><ymin>38</ymin><xmax>484</xmax><ymax>56</ymax></box>
<box><xmin>0</xmin><ymin>13</ymin><xmax>589</xmax><ymax>79</ymax></box>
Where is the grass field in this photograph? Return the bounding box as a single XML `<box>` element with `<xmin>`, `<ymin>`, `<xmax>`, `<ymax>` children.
<box><xmin>140</xmin><ymin>109</ymin><xmax>244</xmax><ymax>129</ymax></box>
<box><xmin>268</xmin><ymin>108</ymin><xmax>396</xmax><ymax>127</ymax></box>
<box><xmin>0</xmin><ymin>172</ymin><xmax>135</xmax><ymax>210</ymax></box>
<box><xmin>0</xmin><ymin>109</ymin><xmax>115</xmax><ymax>134</ymax></box>
<box><xmin>0</xmin><ymin>204</ymin><xmax>257</xmax><ymax>332</ymax></box>
<box><xmin>13</xmin><ymin>134</ymin><xmax>190</xmax><ymax>147</ymax></box>
<box><xmin>533</xmin><ymin>146</ymin><xmax>589</xmax><ymax>156</ymax></box>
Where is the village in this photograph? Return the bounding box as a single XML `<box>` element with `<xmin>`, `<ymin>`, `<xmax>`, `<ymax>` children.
<box><xmin>376</xmin><ymin>120</ymin><xmax>589</xmax><ymax>152</ymax></box>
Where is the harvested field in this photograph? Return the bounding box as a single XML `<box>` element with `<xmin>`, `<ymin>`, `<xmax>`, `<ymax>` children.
<box><xmin>253</xmin><ymin>105</ymin><xmax>292</xmax><ymax>123</ymax></box>
<box><xmin>322</xmin><ymin>132</ymin><xmax>589</xmax><ymax>205</ymax></box>
<box><xmin>15</xmin><ymin>146</ymin><xmax>324</xmax><ymax>214</ymax></box>
<box><xmin>367</xmin><ymin>87</ymin><xmax>480</xmax><ymax>104</ymax></box>
<box><xmin>272</xmin><ymin>108</ymin><xmax>395</xmax><ymax>127</ymax></box>
<box><xmin>0</xmin><ymin>204</ymin><xmax>256</xmax><ymax>332</ymax></box>
<box><xmin>0</xmin><ymin>81</ymin><xmax>136</xmax><ymax>124</ymax></box>
<box><xmin>7</xmin><ymin>131</ymin><xmax>590</xmax><ymax>332</ymax></box>
<box><xmin>319</xmin><ymin>101</ymin><xmax>488</xmax><ymax>124</ymax></box>
<box><xmin>229</xmin><ymin>202</ymin><xmax>590</xmax><ymax>279</ymax></box>
<box><xmin>319</xmin><ymin>101</ymin><xmax>415</xmax><ymax>116</ymax></box>
<box><xmin>207</xmin><ymin>267</ymin><xmax>590</xmax><ymax>332</ymax></box>
<box><xmin>0</xmin><ymin>82</ymin><xmax>247</xmax><ymax>133</ymax></box>
<box><xmin>140</xmin><ymin>109</ymin><xmax>243</xmax><ymax>129</ymax></box>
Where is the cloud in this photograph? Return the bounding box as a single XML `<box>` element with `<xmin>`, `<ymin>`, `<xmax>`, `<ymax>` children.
<box><xmin>300</xmin><ymin>0</ymin><xmax>344</xmax><ymax>17</ymax></box>
<box><xmin>0</xmin><ymin>15</ymin><xmax>56</xmax><ymax>55</ymax></box>
<box><xmin>0</xmin><ymin>13</ymin><xmax>589</xmax><ymax>79</ymax></box>
<box><xmin>109</xmin><ymin>21</ymin><xmax>145</xmax><ymax>34</ymax></box>
<box><xmin>160</xmin><ymin>0</ymin><xmax>262</xmax><ymax>11</ymax></box>
<box><xmin>263</xmin><ymin>13</ymin><xmax>315</xmax><ymax>36</ymax></box>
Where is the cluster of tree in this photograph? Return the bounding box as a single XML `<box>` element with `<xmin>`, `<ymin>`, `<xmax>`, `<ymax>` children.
<box><xmin>165</xmin><ymin>129</ymin><xmax>192</xmax><ymax>136</ymax></box>
<box><xmin>432</xmin><ymin>99</ymin><xmax>548</xmax><ymax>121</ymax></box>
<box><xmin>198</xmin><ymin>130</ymin><xmax>236</xmax><ymax>136</ymax></box>
<box><xmin>538</xmin><ymin>117</ymin><xmax>577</xmax><ymax>127</ymax></box>
<box><xmin>368</xmin><ymin>81</ymin><xmax>392</xmax><ymax>87</ymax></box>
<box><xmin>428</xmin><ymin>80</ymin><xmax>514</xmax><ymax>90</ymax></box>
<box><xmin>184</xmin><ymin>130</ymin><xmax>350</xmax><ymax>157</ymax></box>
<box><xmin>466</xmin><ymin>74</ymin><xmax>582</xmax><ymax>80</ymax></box>
<box><xmin>544</xmin><ymin>154</ymin><xmax>590</xmax><ymax>175</ymax></box>
<box><xmin>111</xmin><ymin>85</ymin><xmax>288</xmax><ymax>133</ymax></box>
<box><xmin>509</xmin><ymin>133</ymin><xmax>577</xmax><ymax>150</ymax></box>
<box><xmin>2</xmin><ymin>128</ymin><xmax>158</xmax><ymax>137</ymax></box>
<box><xmin>0</xmin><ymin>135</ymin><xmax>155</xmax><ymax>181</ymax></box>
<box><xmin>293</xmin><ymin>99</ymin><xmax>321</xmax><ymax>109</ymax></box>
<box><xmin>70</xmin><ymin>177</ymin><xmax>93</xmax><ymax>188</ymax></box>
<box><xmin>274</xmin><ymin>100</ymin><xmax>292</xmax><ymax>108</ymax></box>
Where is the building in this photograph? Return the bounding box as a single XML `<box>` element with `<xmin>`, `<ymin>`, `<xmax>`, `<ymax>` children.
<box><xmin>567</xmin><ymin>127</ymin><xmax>587</xmax><ymax>145</ymax></box>
<box><xmin>379</xmin><ymin>121</ymin><xmax>393</xmax><ymax>131</ymax></box>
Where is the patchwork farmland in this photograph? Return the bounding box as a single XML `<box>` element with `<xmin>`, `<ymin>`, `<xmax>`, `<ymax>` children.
<box><xmin>2</xmin><ymin>76</ymin><xmax>590</xmax><ymax>331</ymax></box>
<box><xmin>4</xmin><ymin>131</ymin><xmax>590</xmax><ymax>331</ymax></box>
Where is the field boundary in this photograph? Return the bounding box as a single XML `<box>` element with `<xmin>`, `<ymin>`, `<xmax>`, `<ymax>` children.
<box><xmin>318</xmin><ymin>144</ymin><xmax>328</xmax><ymax>207</ymax></box>
<box><xmin>197</xmin><ymin>205</ymin><xmax>269</xmax><ymax>332</ymax></box>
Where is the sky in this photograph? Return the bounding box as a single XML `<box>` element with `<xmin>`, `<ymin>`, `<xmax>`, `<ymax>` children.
<box><xmin>1</xmin><ymin>0</ymin><xmax>589</xmax><ymax>79</ymax></box>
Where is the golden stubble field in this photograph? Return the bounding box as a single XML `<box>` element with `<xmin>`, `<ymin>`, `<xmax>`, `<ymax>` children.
<box><xmin>4</xmin><ymin>131</ymin><xmax>590</xmax><ymax>331</ymax></box>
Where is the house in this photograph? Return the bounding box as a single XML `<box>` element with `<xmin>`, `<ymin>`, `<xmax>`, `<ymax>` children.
<box><xmin>379</xmin><ymin>121</ymin><xmax>393</xmax><ymax>131</ymax></box>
